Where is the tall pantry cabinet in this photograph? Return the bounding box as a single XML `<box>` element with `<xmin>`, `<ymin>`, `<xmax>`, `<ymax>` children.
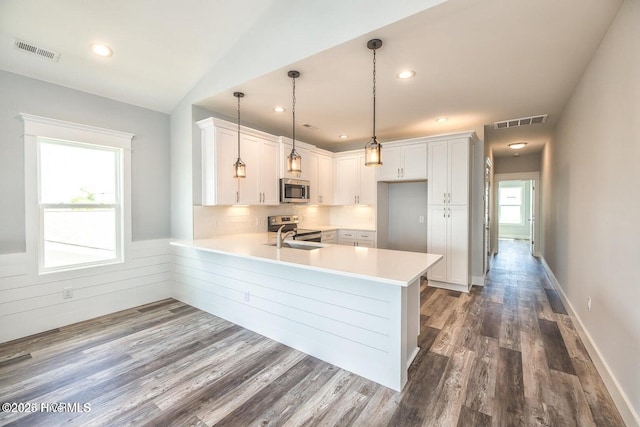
<box><xmin>427</xmin><ymin>136</ymin><xmax>473</xmax><ymax>291</ymax></box>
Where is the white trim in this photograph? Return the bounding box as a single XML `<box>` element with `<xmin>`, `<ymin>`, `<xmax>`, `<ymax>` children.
<box><xmin>21</xmin><ymin>114</ymin><xmax>134</xmax><ymax>150</ymax></box>
<box><xmin>540</xmin><ymin>256</ymin><xmax>640</xmax><ymax>427</ymax></box>
<box><xmin>21</xmin><ymin>114</ymin><xmax>134</xmax><ymax>276</ymax></box>
<box><xmin>427</xmin><ymin>280</ymin><xmax>470</xmax><ymax>293</ymax></box>
<box><xmin>471</xmin><ymin>275</ymin><xmax>485</xmax><ymax>286</ymax></box>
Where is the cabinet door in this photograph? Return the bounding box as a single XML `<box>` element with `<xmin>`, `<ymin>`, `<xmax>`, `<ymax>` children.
<box><xmin>306</xmin><ymin>151</ymin><xmax>319</xmax><ymax>204</ymax></box>
<box><xmin>214</xmin><ymin>127</ymin><xmax>239</xmax><ymax>205</ymax></box>
<box><xmin>260</xmin><ymin>140</ymin><xmax>280</xmax><ymax>205</ymax></box>
<box><xmin>428</xmin><ymin>141</ymin><xmax>449</xmax><ymax>205</ymax></box>
<box><xmin>377</xmin><ymin>146</ymin><xmax>402</xmax><ymax>181</ymax></box>
<box><xmin>402</xmin><ymin>144</ymin><xmax>427</xmax><ymax>180</ymax></box>
<box><xmin>334</xmin><ymin>156</ymin><xmax>358</xmax><ymax>204</ymax></box>
<box><xmin>317</xmin><ymin>155</ymin><xmax>333</xmax><ymax>204</ymax></box>
<box><xmin>427</xmin><ymin>205</ymin><xmax>448</xmax><ymax>283</ymax></box>
<box><xmin>447</xmin><ymin>205</ymin><xmax>469</xmax><ymax>285</ymax></box>
<box><xmin>448</xmin><ymin>138</ymin><xmax>469</xmax><ymax>206</ymax></box>
<box><xmin>238</xmin><ymin>134</ymin><xmax>261</xmax><ymax>204</ymax></box>
<box><xmin>358</xmin><ymin>155</ymin><xmax>377</xmax><ymax>205</ymax></box>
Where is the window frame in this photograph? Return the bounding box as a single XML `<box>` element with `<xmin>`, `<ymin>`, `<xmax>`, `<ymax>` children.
<box><xmin>21</xmin><ymin>114</ymin><xmax>134</xmax><ymax>275</ymax></box>
<box><xmin>498</xmin><ymin>183</ymin><xmax>525</xmax><ymax>226</ymax></box>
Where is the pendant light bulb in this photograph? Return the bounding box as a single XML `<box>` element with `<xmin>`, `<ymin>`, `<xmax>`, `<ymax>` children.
<box><xmin>287</xmin><ymin>70</ymin><xmax>302</xmax><ymax>174</ymax></box>
<box><xmin>364</xmin><ymin>39</ymin><xmax>383</xmax><ymax>167</ymax></box>
<box><xmin>233</xmin><ymin>92</ymin><xmax>246</xmax><ymax>178</ymax></box>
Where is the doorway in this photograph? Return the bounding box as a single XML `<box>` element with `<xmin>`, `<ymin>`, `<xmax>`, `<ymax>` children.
<box><xmin>494</xmin><ymin>172</ymin><xmax>539</xmax><ymax>257</ymax></box>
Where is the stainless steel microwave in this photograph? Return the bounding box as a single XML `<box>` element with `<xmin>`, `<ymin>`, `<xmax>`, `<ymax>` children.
<box><xmin>280</xmin><ymin>178</ymin><xmax>310</xmax><ymax>203</ymax></box>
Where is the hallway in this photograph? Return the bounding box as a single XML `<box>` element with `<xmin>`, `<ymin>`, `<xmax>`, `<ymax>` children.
<box><xmin>395</xmin><ymin>238</ymin><xmax>626</xmax><ymax>426</ymax></box>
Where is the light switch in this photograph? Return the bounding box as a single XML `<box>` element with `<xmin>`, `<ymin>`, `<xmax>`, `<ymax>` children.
<box><xmin>419</xmin><ymin>215</ymin><xmax>425</xmax><ymax>223</ymax></box>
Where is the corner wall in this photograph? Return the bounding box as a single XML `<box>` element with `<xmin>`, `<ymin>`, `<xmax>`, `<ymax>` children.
<box><xmin>541</xmin><ymin>0</ymin><xmax>640</xmax><ymax>423</ymax></box>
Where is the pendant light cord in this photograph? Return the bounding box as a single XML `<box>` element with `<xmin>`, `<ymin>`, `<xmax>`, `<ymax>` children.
<box><xmin>372</xmin><ymin>47</ymin><xmax>376</xmax><ymax>139</ymax></box>
<box><xmin>292</xmin><ymin>76</ymin><xmax>296</xmax><ymax>151</ymax></box>
<box><xmin>237</xmin><ymin>95</ymin><xmax>241</xmax><ymax>157</ymax></box>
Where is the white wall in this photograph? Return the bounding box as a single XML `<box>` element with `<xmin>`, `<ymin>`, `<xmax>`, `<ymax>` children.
<box><xmin>0</xmin><ymin>71</ymin><xmax>173</xmax><ymax>343</ymax></box>
<box><xmin>494</xmin><ymin>153</ymin><xmax>540</xmax><ymax>174</ymax></box>
<box><xmin>541</xmin><ymin>0</ymin><xmax>640</xmax><ymax>423</ymax></box>
<box><xmin>0</xmin><ymin>70</ymin><xmax>171</xmax><ymax>253</ymax></box>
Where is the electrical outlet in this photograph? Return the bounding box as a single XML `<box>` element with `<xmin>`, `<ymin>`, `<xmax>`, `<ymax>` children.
<box><xmin>244</xmin><ymin>291</ymin><xmax>250</xmax><ymax>302</ymax></box>
<box><xmin>587</xmin><ymin>296</ymin><xmax>592</xmax><ymax>312</ymax></box>
<box><xmin>63</xmin><ymin>287</ymin><xmax>73</xmax><ymax>299</ymax></box>
<box><xmin>418</xmin><ymin>215</ymin><xmax>425</xmax><ymax>223</ymax></box>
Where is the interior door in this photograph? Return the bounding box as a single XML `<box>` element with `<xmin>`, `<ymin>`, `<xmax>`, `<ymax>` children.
<box><xmin>529</xmin><ymin>180</ymin><xmax>536</xmax><ymax>255</ymax></box>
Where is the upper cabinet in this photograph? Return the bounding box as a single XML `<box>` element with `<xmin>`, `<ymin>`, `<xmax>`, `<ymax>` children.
<box><xmin>377</xmin><ymin>141</ymin><xmax>427</xmax><ymax>182</ymax></box>
<box><xmin>334</xmin><ymin>152</ymin><xmax>376</xmax><ymax>205</ymax></box>
<box><xmin>316</xmin><ymin>154</ymin><xmax>333</xmax><ymax>205</ymax></box>
<box><xmin>428</xmin><ymin>138</ymin><xmax>470</xmax><ymax>206</ymax></box>
<box><xmin>198</xmin><ymin>117</ymin><xmax>279</xmax><ymax>206</ymax></box>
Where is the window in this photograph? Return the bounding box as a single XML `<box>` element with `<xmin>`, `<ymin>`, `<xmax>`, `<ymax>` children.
<box><xmin>499</xmin><ymin>185</ymin><xmax>523</xmax><ymax>225</ymax></box>
<box><xmin>39</xmin><ymin>139</ymin><xmax>122</xmax><ymax>270</ymax></box>
<box><xmin>21</xmin><ymin>114</ymin><xmax>133</xmax><ymax>274</ymax></box>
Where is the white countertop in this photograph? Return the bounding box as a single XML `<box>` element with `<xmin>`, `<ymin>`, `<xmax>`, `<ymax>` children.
<box><xmin>304</xmin><ymin>225</ymin><xmax>376</xmax><ymax>232</ymax></box>
<box><xmin>171</xmin><ymin>233</ymin><xmax>442</xmax><ymax>287</ymax></box>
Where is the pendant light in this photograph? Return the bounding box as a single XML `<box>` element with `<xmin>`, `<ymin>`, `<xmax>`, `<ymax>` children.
<box><xmin>364</xmin><ymin>39</ymin><xmax>383</xmax><ymax>166</ymax></box>
<box><xmin>233</xmin><ymin>91</ymin><xmax>246</xmax><ymax>178</ymax></box>
<box><xmin>287</xmin><ymin>70</ymin><xmax>302</xmax><ymax>174</ymax></box>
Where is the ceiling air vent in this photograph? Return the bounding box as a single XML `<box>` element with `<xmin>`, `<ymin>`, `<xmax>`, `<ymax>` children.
<box><xmin>14</xmin><ymin>39</ymin><xmax>61</xmax><ymax>62</ymax></box>
<box><xmin>494</xmin><ymin>114</ymin><xmax>547</xmax><ymax>130</ymax></box>
<box><xmin>301</xmin><ymin>123</ymin><xmax>319</xmax><ymax>130</ymax></box>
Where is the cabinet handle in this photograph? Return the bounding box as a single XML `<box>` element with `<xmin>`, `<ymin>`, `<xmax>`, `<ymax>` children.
<box><xmin>358</xmin><ymin>195</ymin><xmax>360</xmax><ymax>203</ymax></box>
<box><xmin>443</xmin><ymin>208</ymin><xmax>446</xmax><ymax>218</ymax></box>
<box><xmin>448</xmin><ymin>192</ymin><xmax>451</xmax><ymax>203</ymax></box>
<box><xmin>443</xmin><ymin>192</ymin><xmax>446</xmax><ymax>203</ymax></box>
<box><xmin>397</xmin><ymin>168</ymin><xmax>400</xmax><ymax>178</ymax></box>
<box><xmin>236</xmin><ymin>191</ymin><xmax>239</xmax><ymax>203</ymax></box>
<box><xmin>401</xmin><ymin>167</ymin><xmax>404</xmax><ymax>177</ymax></box>
<box><xmin>448</xmin><ymin>207</ymin><xmax>451</xmax><ymax>218</ymax></box>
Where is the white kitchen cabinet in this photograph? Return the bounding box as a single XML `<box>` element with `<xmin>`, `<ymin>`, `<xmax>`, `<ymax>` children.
<box><xmin>321</xmin><ymin>230</ymin><xmax>337</xmax><ymax>243</ymax></box>
<box><xmin>334</xmin><ymin>153</ymin><xmax>376</xmax><ymax>205</ymax></box>
<box><xmin>427</xmin><ymin>205</ymin><xmax>468</xmax><ymax>285</ymax></box>
<box><xmin>426</xmin><ymin>136</ymin><xmax>472</xmax><ymax>289</ymax></box>
<box><xmin>239</xmin><ymin>135</ymin><xmax>279</xmax><ymax>205</ymax></box>
<box><xmin>377</xmin><ymin>142</ymin><xmax>427</xmax><ymax>181</ymax></box>
<box><xmin>317</xmin><ymin>154</ymin><xmax>333</xmax><ymax>205</ymax></box>
<box><xmin>338</xmin><ymin>230</ymin><xmax>376</xmax><ymax>247</ymax></box>
<box><xmin>198</xmin><ymin>117</ymin><xmax>279</xmax><ymax>206</ymax></box>
<box><xmin>428</xmin><ymin>138</ymin><xmax>469</xmax><ymax>206</ymax></box>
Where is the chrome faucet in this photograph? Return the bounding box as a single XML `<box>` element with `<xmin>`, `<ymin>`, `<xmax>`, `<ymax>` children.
<box><xmin>276</xmin><ymin>225</ymin><xmax>296</xmax><ymax>248</ymax></box>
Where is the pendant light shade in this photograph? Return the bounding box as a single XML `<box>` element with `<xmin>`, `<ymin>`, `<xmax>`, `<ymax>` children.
<box><xmin>233</xmin><ymin>92</ymin><xmax>246</xmax><ymax>178</ymax></box>
<box><xmin>364</xmin><ymin>39</ymin><xmax>383</xmax><ymax>167</ymax></box>
<box><xmin>287</xmin><ymin>70</ymin><xmax>302</xmax><ymax>174</ymax></box>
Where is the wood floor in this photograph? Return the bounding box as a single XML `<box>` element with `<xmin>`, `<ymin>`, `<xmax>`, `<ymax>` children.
<box><xmin>0</xmin><ymin>240</ymin><xmax>625</xmax><ymax>426</ymax></box>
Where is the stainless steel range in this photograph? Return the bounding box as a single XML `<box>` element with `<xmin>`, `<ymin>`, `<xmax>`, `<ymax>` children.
<box><xmin>268</xmin><ymin>215</ymin><xmax>321</xmax><ymax>242</ymax></box>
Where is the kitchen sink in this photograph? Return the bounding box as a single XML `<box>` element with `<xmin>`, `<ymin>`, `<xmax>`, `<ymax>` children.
<box><xmin>265</xmin><ymin>241</ymin><xmax>325</xmax><ymax>250</ymax></box>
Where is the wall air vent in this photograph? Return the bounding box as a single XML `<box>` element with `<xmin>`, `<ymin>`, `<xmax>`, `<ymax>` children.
<box><xmin>14</xmin><ymin>39</ymin><xmax>61</xmax><ymax>62</ymax></box>
<box><xmin>494</xmin><ymin>114</ymin><xmax>547</xmax><ymax>129</ymax></box>
<box><xmin>301</xmin><ymin>123</ymin><xmax>319</xmax><ymax>130</ymax></box>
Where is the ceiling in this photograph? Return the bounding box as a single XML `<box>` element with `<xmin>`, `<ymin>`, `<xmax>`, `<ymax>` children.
<box><xmin>1</xmin><ymin>0</ymin><xmax>622</xmax><ymax>158</ymax></box>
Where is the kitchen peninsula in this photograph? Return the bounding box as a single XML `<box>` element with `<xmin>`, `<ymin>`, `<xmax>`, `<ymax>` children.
<box><xmin>171</xmin><ymin>234</ymin><xmax>442</xmax><ymax>391</ymax></box>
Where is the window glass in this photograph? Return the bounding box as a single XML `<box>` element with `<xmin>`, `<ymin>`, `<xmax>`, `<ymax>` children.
<box><xmin>39</xmin><ymin>139</ymin><xmax>122</xmax><ymax>271</ymax></box>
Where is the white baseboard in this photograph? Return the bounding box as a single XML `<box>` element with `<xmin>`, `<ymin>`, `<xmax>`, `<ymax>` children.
<box><xmin>540</xmin><ymin>256</ymin><xmax>640</xmax><ymax>427</ymax></box>
<box><xmin>427</xmin><ymin>280</ymin><xmax>470</xmax><ymax>293</ymax></box>
<box><xmin>472</xmin><ymin>275</ymin><xmax>485</xmax><ymax>286</ymax></box>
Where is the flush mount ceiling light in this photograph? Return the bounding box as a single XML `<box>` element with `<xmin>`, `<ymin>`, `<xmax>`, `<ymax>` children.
<box><xmin>233</xmin><ymin>92</ymin><xmax>246</xmax><ymax>178</ymax></box>
<box><xmin>273</xmin><ymin>106</ymin><xmax>285</xmax><ymax>113</ymax></box>
<box><xmin>397</xmin><ymin>70</ymin><xmax>415</xmax><ymax>79</ymax></box>
<box><xmin>90</xmin><ymin>43</ymin><xmax>113</xmax><ymax>57</ymax></box>
<box><xmin>435</xmin><ymin>117</ymin><xmax>448</xmax><ymax>123</ymax></box>
<box><xmin>364</xmin><ymin>38</ymin><xmax>383</xmax><ymax>167</ymax></box>
<box><xmin>286</xmin><ymin>70</ymin><xmax>302</xmax><ymax>174</ymax></box>
<box><xmin>339</xmin><ymin>134</ymin><xmax>348</xmax><ymax>139</ymax></box>
<box><xmin>508</xmin><ymin>142</ymin><xmax>528</xmax><ymax>150</ymax></box>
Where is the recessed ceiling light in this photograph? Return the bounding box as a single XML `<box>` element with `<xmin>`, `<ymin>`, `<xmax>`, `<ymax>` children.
<box><xmin>435</xmin><ymin>117</ymin><xmax>448</xmax><ymax>123</ymax></box>
<box><xmin>273</xmin><ymin>106</ymin><xmax>285</xmax><ymax>113</ymax></box>
<box><xmin>508</xmin><ymin>142</ymin><xmax>527</xmax><ymax>150</ymax></box>
<box><xmin>339</xmin><ymin>134</ymin><xmax>348</xmax><ymax>139</ymax></box>
<box><xmin>397</xmin><ymin>70</ymin><xmax>416</xmax><ymax>79</ymax></box>
<box><xmin>90</xmin><ymin>43</ymin><xmax>113</xmax><ymax>57</ymax></box>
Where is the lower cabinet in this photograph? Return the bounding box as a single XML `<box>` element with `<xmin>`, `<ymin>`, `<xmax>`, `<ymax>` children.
<box><xmin>338</xmin><ymin>230</ymin><xmax>376</xmax><ymax>247</ymax></box>
<box><xmin>427</xmin><ymin>205</ymin><xmax>469</xmax><ymax>286</ymax></box>
<box><xmin>321</xmin><ymin>230</ymin><xmax>337</xmax><ymax>243</ymax></box>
